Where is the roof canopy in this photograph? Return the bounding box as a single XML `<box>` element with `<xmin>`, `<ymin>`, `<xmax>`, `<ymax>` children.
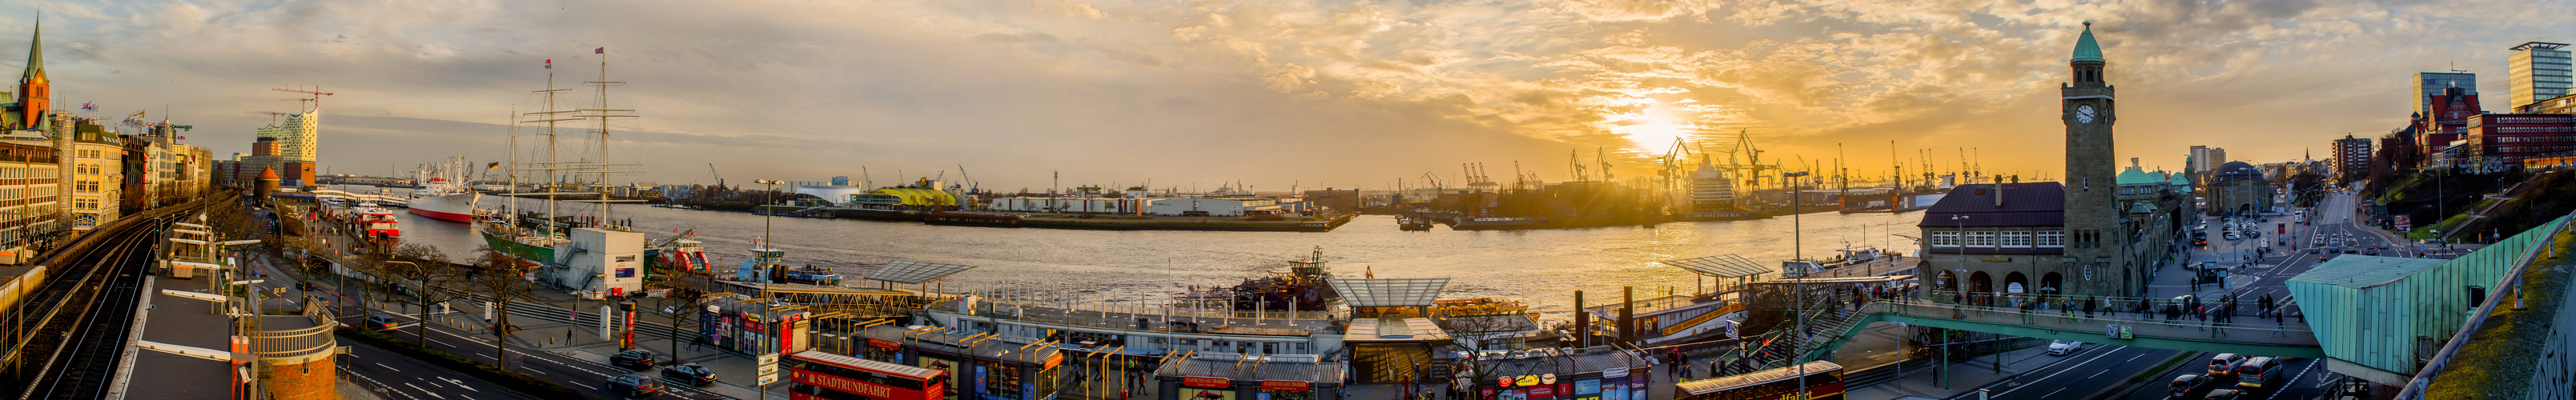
<box><xmin>867</xmin><ymin>260</ymin><xmax>979</xmax><ymax>284</ymax></box>
<box><xmin>1326</xmin><ymin>278</ymin><xmax>1449</xmax><ymax>308</ymax></box>
<box><xmin>1661</xmin><ymin>254</ymin><xmax>1771</xmax><ymax>278</ymax></box>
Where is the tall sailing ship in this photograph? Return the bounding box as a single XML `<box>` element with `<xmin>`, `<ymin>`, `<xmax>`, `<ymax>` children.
<box><xmin>478</xmin><ymin>54</ymin><xmax>642</xmax><ymax>268</ymax></box>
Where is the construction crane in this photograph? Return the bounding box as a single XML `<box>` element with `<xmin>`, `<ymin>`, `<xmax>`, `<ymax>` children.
<box><xmin>244</xmin><ymin>111</ymin><xmax>290</xmax><ymax>124</ymax></box>
<box><xmin>706</xmin><ymin>163</ymin><xmax>724</xmax><ymax>190</ymax></box>
<box><xmin>271</xmin><ymin>85</ymin><xmax>334</xmax><ymax>111</ymax></box>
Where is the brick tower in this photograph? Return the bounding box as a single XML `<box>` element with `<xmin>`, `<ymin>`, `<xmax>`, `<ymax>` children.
<box><xmin>2061</xmin><ymin>22</ymin><xmax>2126</xmax><ymax>296</ymax></box>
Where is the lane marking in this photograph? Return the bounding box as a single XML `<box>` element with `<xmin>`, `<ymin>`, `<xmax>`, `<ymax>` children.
<box><xmin>1994</xmin><ymin>346</ymin><xmax>2131</xmax><ymax>397</ymax></box>
<box><xmin>377</xmin><ymin>363</ymin><xmax>398</xmax><ymax>372</ymax></box>
<box><xmin>2044</xmin><ymin>388</ymin><xmax>2066</xmax><ymax>398</ymax></box>
<box><xmin>2088</xmin><ymin>370</ymin><xmax>2106</xmax><ymax>379</ymax></box>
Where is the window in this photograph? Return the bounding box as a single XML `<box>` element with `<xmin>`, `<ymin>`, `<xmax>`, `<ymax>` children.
<box><xmin>1929</xmin><ymin>230</ymin><xmax>1959</xmax><ymax>246</ymax></box>
<box><xmin>1965</xmin><ymin>231</ymin><xmax>1995</xmax><ymax>246</ymax></box>
<box><xmin>2002</xmin><ymin>231</ymin><xmax>2033</xmax><ymax>247</ymax></box>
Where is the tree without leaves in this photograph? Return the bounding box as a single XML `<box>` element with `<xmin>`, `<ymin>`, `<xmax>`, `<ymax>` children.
<box><xmin>464</xmin><ymin>246</ymin><xmax>537</xmax><ymax>371</ymax></box>
<box><xmin>369</xmin><ymin>243</ymin><xmax>461</xmax><ymax>344</ymax></box>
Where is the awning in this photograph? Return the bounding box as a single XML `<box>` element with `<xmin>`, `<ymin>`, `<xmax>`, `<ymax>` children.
<box><xmin>866</xmin><ymin>260</ymin><xmax>979</xmax><ymax>285</ymax></box>
<box><xmin>1661</xmin><ymin>254</ymin><xmax>1770</xmax><ymax>278</ymax></box>
<box><xmin>1325</xmin><ymin>278</ymin><xmax>1449</xmax><ymax>308</ymax></box>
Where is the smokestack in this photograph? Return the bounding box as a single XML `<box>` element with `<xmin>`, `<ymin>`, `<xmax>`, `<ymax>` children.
<box><xmin>1994</xmin><ymin>175</ymin><xmax>2004</xmax><ymax>208</ymax></box>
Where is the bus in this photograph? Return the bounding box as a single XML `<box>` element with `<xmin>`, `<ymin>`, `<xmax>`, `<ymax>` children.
<box><xmin>786</xmin><ymin>350</ymin><xmax>947</xmax><ymax>400</ymax></box>
<box><xmin>1676</xmin><ymin>361</ymin><xmax>1845</xmax><ymax>400</ymax></box>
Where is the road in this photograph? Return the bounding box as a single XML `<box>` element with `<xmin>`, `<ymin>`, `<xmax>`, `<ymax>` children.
<box><xmin>340</xmin><ymin>297</ymin><xmax>733</xmax><ymax>399</ymax></box>
<box><xmin>1962</xmin><ymin>190</ymin><xmax>2425</xmax><ymax>400</ymax></box>
<box><xmin>340</xmin><ymin>341</ymin><xmax>529</xmax><ymax>400</ymax></box>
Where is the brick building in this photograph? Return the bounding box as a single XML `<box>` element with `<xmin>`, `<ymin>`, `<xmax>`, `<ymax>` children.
<box><xmin>2333</xmin><ymin>134</ymin><xmax>2373</xmax><ymax>184</ymax></box>
<box><xmin>2464</xmin><ymin>114</ymin><xmax>2576</xmax><ymax>173</ymax></box>
<box><xmin>2421</xmin><ymin>86</ymin><xmax>2482</xmax><ymax>165</ymax></box>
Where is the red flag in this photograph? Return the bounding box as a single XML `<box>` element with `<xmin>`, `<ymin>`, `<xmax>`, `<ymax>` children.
<box><xmin>594</xmin><ymin>47</ymin><xmax>605</xmax><ymax>54</ymax></box>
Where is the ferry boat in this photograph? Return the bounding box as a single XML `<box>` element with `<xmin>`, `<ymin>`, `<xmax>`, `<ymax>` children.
<box><xmin>360</xmin><ymin>205</ymin><xmax>400</xmax><ymax>241</ymax></box>
<box><xmin>651</xmin><ymin>238</ymin><xmax>711</xmax><ymax>274</ymax></box>
<box><xmin>407</xmin><ymin>156</ymin><xmax>480</xmax><ymax>223</ymax></box>
<box><xmin>729</xmin><ymin>246</ymin><xmax>842</xmax><ymax>286</ymax></box>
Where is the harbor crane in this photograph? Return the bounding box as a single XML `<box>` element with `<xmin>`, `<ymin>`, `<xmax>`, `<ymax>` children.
<box><xmin>244</xmin><ymin>111</ymin><xmax>291</xmax><ymax>124</ymax></box>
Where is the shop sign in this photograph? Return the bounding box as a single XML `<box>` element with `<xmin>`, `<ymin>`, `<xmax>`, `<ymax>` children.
<box><xmin>1541</xmin><ymin>374</ymin><xmax>1557</xmax><ymax>385</ymax></box>
<box><xmin>1184</xmin><ymin>376</ymin><xmax>1232</xmax><ymax>389</ymax></box>
<box><xmin>1980</xmin><ymin>257</ymin><xmax>2012</xmax><ymax>262</ymax></box>
<box><xmin>869</xmin><ymin>338</ymin><xmax>902</xmax><ymax>350</ymax></box>
<box><xmin>1530</xmin><ymin>385</ymin><xmax>1555</xmax><ymax>398</ymax></box>
<box><xmin>1601</xmin><ymin>368</ymin><xmax>1627</xmax><ymax>379</ymax></box>
<box><xmin>1497</xmin><ymin>377</ymin><xmax>1513</xmax><ymax>387</ymax></box>
<box><xmin>1259</xmin><ymin>380</ymin><xmax>1309</xmax><ymax>391</ymax></box>
<box><xmin>1481</xmin><ymin>388</ymin><xmax>1496</xmax><ymax>398</ymax></box>
<box><xmin>1574</xmin><ymin>379</ymin><xmax>1601</xmax><ymax>395</ymax></box>
<box><xmin>1516</xmin><ymin>375</ymin><xmax>1540</xmax><ymax>387</ymax></box>
<box><xmin>1043</xmin><ymin>353</ymin><xmax>1065</xmax><ymax>370</ymax></box>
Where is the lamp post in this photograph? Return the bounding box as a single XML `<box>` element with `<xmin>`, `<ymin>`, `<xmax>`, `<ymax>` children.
<box><xmin>752</xmin><ymin>178</ymin><xmax>783</xmax><ymax>400</ymax></box>
<box><xmin>1782</xmin><ymin>170</ymin><xmax>1810</xmax><ymax>391</ymax></box>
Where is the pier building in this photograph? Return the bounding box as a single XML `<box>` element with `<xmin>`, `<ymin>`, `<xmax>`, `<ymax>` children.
<box><xmin>1915</xmin><ymin>22</ymin><xmax>2184</xmax><ymax>298</ymax></box>
<box><xmin>1151</xmin><ymin>353</ymin><xmax>1346</xmax><ymax>400</ymax></box>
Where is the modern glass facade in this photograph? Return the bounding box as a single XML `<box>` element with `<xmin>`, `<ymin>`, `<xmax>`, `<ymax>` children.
<box><xmin>2416</xmin><ymin>72</ymin><xmax>2479</xmax><ymax>119</ymax></box>
<box><xmin>2510</xmin><ymin>42</ymin><xmax>2573</xmax><ymax>110</ymax></box>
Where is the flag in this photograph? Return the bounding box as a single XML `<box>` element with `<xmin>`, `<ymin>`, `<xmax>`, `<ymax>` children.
<box><xmin>545</xmin><ymin>59</ymin><xmax>553</xmax><ymax>69</ymax></box>
<box><xmin>486</xmin><ymin>162</ymin><xmax>500</xmax><ymax>169</ymax></box>
<box><xmin>594</xmin><ymin>47</ymin><xmax>605</xmax><ymax>54</ymax></box>
<box><xmin>80</xmin><ymin>102</ymin><xmax>93</xmax><ymax>111</ymax></box>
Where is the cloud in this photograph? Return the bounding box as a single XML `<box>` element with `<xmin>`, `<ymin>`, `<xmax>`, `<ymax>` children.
<box><xmin>3</xmin><ymin>0</ymin><xmax>2565</xmax><ymax>190</ymax></box>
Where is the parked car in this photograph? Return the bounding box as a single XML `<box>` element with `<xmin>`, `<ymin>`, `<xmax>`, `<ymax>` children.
<box><xmin>611</xmin><ymin>350</ymin><xmax>658</xmax><ymax>370</ymax></box>
<box><xmin>2207</xmin><ymin>354</ymin><xmax>2248</xmax><ymax>378</ymax></box>
<box><xmin>608</xmin><ymin>374</ymin><xmax>662</xmax><ymax>397</ymax></box>
<box><xmin>2168</xmin><ymin>374</ymin><xmax>2217</xmax><ymax>398</ymax></box>
<box><xmin>2048</xmin><ymin>340</ymin><xmax>2084</xmax><ymax>356</ymax></box>
<box><xmin>365</xmin><ymin>314</ymin><xmax>400</xmax><ymax>331</ymax></box>
<box><xmin>661</xmin><ymin>364</ymin><xmax>717</xmax><ymax>387</ymax></box>
<box><xmin>2235</xmin><ymin>357</ymin><xmax>2283</xmax><ymax>390</ymax></box>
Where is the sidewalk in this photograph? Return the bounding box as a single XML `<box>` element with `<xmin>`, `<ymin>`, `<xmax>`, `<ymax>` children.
<box><xmin>1845</xmin><ymin>346</ymin><xmax>2064</xmax><ymax>400</ymax></box>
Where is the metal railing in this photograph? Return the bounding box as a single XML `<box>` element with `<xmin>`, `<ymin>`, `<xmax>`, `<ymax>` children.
<box><xmin>2397</xmin><ymin>214</ymin><xmax>2574</xmax><ymax>398</ymax></box>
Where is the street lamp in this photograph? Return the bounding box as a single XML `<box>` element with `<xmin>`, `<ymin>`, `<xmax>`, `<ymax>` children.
<box><xmin>1781</xmin><ymin>170</ymin><xmax>1810</xmax><ymax>392</ymax></box>
<box><xmin>751</xmin><ymin>178</ymin><xmax>784</xmax><ymax>400</ymax></box>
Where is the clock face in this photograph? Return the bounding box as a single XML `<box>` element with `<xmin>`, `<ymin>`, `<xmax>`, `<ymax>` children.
<box><xmin>2076</xmin><ymin>105</ymin><xmax>2097</xmax><ymax>124</ymax></box>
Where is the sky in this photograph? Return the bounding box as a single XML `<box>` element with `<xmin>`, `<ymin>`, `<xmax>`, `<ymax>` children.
<box><xmin>7</xmin><ymin>0</ymin><xmax>2573</xmax><ymax>192</ymax></box>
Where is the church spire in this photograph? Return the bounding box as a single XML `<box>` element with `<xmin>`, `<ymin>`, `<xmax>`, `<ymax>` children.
<box><xmin>22</xmin><ymin>14</ymin><xmax>39</xmax><ymax>81</ymax></box>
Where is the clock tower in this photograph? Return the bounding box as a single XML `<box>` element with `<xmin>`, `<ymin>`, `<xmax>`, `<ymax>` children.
<box><xmin>2061</xmin><ymin>22</ymin><xmax>2127</xmax><ymax>296</ymax></box>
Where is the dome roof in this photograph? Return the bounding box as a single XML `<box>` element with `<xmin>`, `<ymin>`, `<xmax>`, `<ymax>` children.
<box><xmin>2115</xmin><ymin>169</ymin><xmax>2159</xmax><ymax>185</ymax></box>
<box><xmin>2071</xmin><ymin>22</ymin><xmax>2104</xmax><ymax>62</ymax></box>
<box><xmin>2216</xmin><ymin>161</ymin><xmax>2261</xmax><ymax>176</ymax></box>
<box><xmin>2166</xmin><ymin>172</ymin><xmax>2191</xmax><ymax>186</ymax></box>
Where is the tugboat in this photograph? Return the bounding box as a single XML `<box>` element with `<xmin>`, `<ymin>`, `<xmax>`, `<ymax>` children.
<box><xmin>1397</xmin><ymin>215</ymin><xmax>1434</xmax><ymax>231</ymax></box>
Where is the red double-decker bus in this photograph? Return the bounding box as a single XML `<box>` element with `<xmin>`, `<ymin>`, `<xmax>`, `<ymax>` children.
<box><xmin>786</xmin><ymin>350</ymin><xmax>947</xmax><ymax>400</ymax></box>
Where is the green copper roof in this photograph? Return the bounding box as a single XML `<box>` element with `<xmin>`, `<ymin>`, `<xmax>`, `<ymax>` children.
<box><xmin>2071</xmin><ymin>22</ymin><xmax>2104</xmax><ymax>62</ymax></box>
<box><xmin>2167</xmin><ymin>172</ymin><xmax>2190</xmax><ymax>186</ymax></box>
<box><xmin>2115</xmin><ymin>169</ymin><xmax>2158</xmax><ymax>185</ymax></box>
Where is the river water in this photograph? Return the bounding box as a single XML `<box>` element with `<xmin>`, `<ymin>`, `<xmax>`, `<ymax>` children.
<box><xmin>337</xmin><ymin>185</ymin><xmax>1922</xmax><ymax>318</ymax></box>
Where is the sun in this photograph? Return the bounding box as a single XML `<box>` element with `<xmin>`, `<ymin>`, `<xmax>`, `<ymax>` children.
<box><xmin>1611</xmin><ymin>115</ymin><xmax>1700</xmax><ymax>151</ymax></box>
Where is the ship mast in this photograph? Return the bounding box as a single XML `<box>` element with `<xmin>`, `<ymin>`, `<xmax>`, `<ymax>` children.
<box><xmin>523</xmin><ymin>58</ymin><xmax>577</xmax><ymax>237</ymax></box>
<box><xmin>576</xmin><ymin>49</ymin><xmax>642</xmax><ymax>229</ymax></box>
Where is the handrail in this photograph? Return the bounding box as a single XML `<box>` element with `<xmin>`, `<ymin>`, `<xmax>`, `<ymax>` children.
<box><xmin>2396</xmin><ymin>214</ymin><xmax>2571</xmax><ymax>398</ymax></box>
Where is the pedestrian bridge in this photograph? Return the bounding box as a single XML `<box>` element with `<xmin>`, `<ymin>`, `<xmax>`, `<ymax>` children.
<box><xmin>1798</xmin><ymin>298</ymin><xmax>2324</xmax><ymax>362</ymax></box>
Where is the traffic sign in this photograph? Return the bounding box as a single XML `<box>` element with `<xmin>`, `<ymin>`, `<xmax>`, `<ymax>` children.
<box><xmin>758</xmin><ymin>372</ymin><xmax>780</xmax><ymax>385</ymax></box>
<box><xmin>758</xmin><ymin>353</ymin><xmax>780</xmax><ymax>366</ymax></box>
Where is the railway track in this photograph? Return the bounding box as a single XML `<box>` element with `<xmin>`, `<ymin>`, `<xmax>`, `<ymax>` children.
<box><xmin>0</xmin><ymin>209</ymin><xmax>189</xmax><ymax>400</ymax></box>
